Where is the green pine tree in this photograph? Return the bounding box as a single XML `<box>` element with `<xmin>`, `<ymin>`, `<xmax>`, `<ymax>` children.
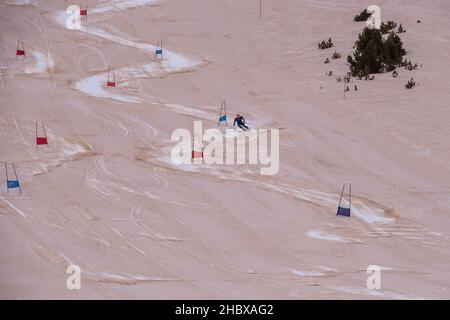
<box><xmin>383</xmin><ymin>32</ymin><xmax>406</xmax><ymax>71</ymax></box>
<box><xmin>347</xmin><ymin>28</ymin><xmax>384</xmax><ymax>77</ymax></box>
<box><xmin>348</xmin><ymin>27</ymin><xmax>407</xmax><ymax>77</ymax></box>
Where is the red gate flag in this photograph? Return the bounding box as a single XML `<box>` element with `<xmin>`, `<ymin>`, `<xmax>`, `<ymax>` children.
<box><xmin>36</xmin><ymin>137</ymin><xmax>48</xmax><ymax>145</ymax></box>
<box><xmin>80</xmin><ymin>4</ymin><xmax>87</xmax><ymax>16</ymax></box>
<box><xmin>36</xmin><ymin>121</ymin><xmax>49</xmax><ymax>147</ymax></box>
<box><xmin>107</xmin><ymin>66</ymin><xmax>116</xmax><ymax>87</ymax></box>
<box><xmin>192</xmin><ymin>151</ymin><xmax>203</xmax><ymax>159</ymax></box>
<box><xmin>16</xmin><ymin>40</ymin><xmax>25</xmax><ymax>57</ymax></box>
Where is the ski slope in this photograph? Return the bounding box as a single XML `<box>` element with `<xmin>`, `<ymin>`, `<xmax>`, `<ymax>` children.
<box><xmin>1</xmin><ymin>0</ymin><xmax>450</xmax><ymax>299</ymax></box>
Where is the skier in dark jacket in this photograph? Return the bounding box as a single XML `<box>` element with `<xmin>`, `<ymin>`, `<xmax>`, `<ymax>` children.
<box><xmin>233</xmin><ymin>114</ymin><xmax>249</xmax><ymax>131</ymax></box>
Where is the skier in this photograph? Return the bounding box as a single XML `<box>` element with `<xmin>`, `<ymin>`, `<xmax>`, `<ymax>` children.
<box><xmin>233</xmin><ymin>114</ymin><xmax>249</xmax><ymax>131</ymax></box>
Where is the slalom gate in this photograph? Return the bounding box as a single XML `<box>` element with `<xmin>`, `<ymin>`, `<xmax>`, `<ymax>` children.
<box><xmin>35</xmin><ymin>121</ymin><xmax>49</xmax><ymax>147</ymax></box>
<box><xmin>336</xmin><ymin>183</ymin><xmax>351</xmax><ymax>217</ymax></box>
<box><xmin>218</xmin><ymin>100</ymin><xmax>227</xmax><ymax>127</ymax></box>
<box><xmin>5</xmin><ymin>162</ymin><xmax>21</xmax><ymax>194</ymax></box>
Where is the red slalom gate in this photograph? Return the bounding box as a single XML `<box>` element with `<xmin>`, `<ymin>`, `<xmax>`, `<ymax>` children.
<box><xmin>36</xmin><ymin>137</ymin><xmax>48</xmax><ymax>145</ymax></box>
<box><xmin>107</xmin><ymin>66</ymin><xmax>116</xmax><ymax>87</ymax></box>
<box><xmin>191</xmin><ymin>135</ymin><xmax>203</xmax><ymax>160</ymax></box>
<box><xmin>36</xmin><ymin>121</ymin><xmax>49</xmax><ymax>147</ymax></box>
<box><xmin>16</xmin><ymin>40</ymin><xmax>25</xmax><ymax>58</ymax></box>
<box><xmin>80</xmin><ymin>4</ymin><xmax>87</xmax><ymax>16</ymax></box>
<box><xmin>191</xmin><ymin>150</ymin><xmax>203</xmax><ymax>159</ymax></box>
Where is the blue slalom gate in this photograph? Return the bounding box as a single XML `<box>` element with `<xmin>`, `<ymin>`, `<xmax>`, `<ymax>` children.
<box><xmin>337</xmin><ymin>206</ymin><xmax>350</xmax><ymax>217</ymax></box>
<box><xmin>5</xmin><ymin>162</ymin><xmax>21</xmax><ymax>193</ymax></box>
<box><xmin>336</xmin><ymin>183</ymin><xmax>351</xmax><ymax>217</ymax></box>
<box><xmin>7</xmin><ymin>180</ymin><xmax>20</xmax><ymax>189</ymax></box>
<box><xmin>155</xmin><ymin>40</ymin><xmax>163</xmax><ymax>60</ymax></box>
<box><xmin>218</xmin><ymin>100</ymin><xmax>227</xmax><ymax>127</ymax></box>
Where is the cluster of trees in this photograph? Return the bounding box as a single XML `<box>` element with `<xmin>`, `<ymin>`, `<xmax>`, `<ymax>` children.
<box><xmin>380</xmin><ymin>21</ymin><xmax>406</xmax><ymax>34</ymax></box>
<box><xmin>340</xmin><ymin>10</ymin><xmax>419</xmax><ymax>88</ymax></box>
<box><xmin>350</xmin><ymin>10</ymin><xmax>410</xmax><ymax>76</ymax></box>
<box><xmin>380</xmin><ymin>21</ymin><xmax>397</xmax><ymax>34</ymax></box>
<box><xmin>347</xmin><ymin>28</ymin><xmax>407</xmax><ymax>77</ymax></box>
<box><xmin>359</xmin><ymin>74</ymin><xmax>375</xmax><ymax>80</ymax></box>
<box><xmin>318</xmin><ymin>38</ymin><xmax>333</xmax><ymax>49</ymax></box>
<box><xmin>401</xmin><ymin>59</ymin><xmax>419</xmax><ymax>70</ymax></box>
<box><xmin>324</xmin><ymin>51</ymin><xmax>341</xmax><ymax>64</ymax></box>
<box><xmin>354</xmin><ymin>7</ymin><xmax>407</xmax><ymax>34</ymax></box>
<box><xmin>354</xmin><ymin>9</ymin><xmax>371</xmax><ymax>22</ymax></box>
<box><xmin>336</xmin><ymin>75</ymin><xmax>352</xmax><ymax>83</ymax></box>
<box><xmin>405</xmin><ymin>77</ymin><xmax>416</xmax><ymax>89</ymax></box>
<box><xmin>332</xmin><ymin>51</ymin><xmax>341</xmax><ymax>59</ymax></box>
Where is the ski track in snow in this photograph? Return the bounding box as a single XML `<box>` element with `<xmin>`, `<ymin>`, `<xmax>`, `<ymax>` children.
<box><xmin>0</xmin><ymin>195</ymin><xmax>29</xmax><ymax>219</ymax></box>
<box><xmin>23</xmin><ymin>50</ymin><xmax>54</xmax><ymax>74</ymax></box>
<box><xmin>6</xmin><ymin>0</ymin><xmax>38</xmax><ymax>6</ymax></box>
<box><xmin>306</xmin><ymin>230</ymin><xmax>355</xmax><ymax>243</ymax></box>
<box><xmin>51</xmin><ymin>0</ymin><xmax>212</xmax><ymax>225</ymax></box>
<box><xmin>72</xmin><ymin>53</ymin><xmax>204</xmax><ymax>103</ymax></box>
<box><xmin>290</xmin><ymin>268</ymin><xmax>325</xmax><ymax>277</ymax></box>
<box><xmin>159</xmin><ymin>152</ymin><xmax>396</xmax><ymax>227</ymax></box>
<box><xmin>2</xmin><ymin>0</ymin><xmax>448</xmax><ymax>299</ymax></box>
<box><xmin>90</xmin><ymin>0</ymin><xmax>160</xmax><ymax>14</ymax></box>
<box><xmin>84</xmin><ymin>156</ymin><xmax>139</xmax><ymax>209</ymax></box>
<box><xmin>30</xmin><ymin>132</ymin><xmax>96</xmax><ymax>176</ymax></box>
<box><xmin>92</xmin><ymin>272</ymin><xmax>171</xmax><ymax>284</ymax></box>
<box><xmin>54</xmin><ymin>2</ymin><xmax>205</xmax><ymax>104</ymax></box>
<box><xmin>4</xmin><ymin>100</ymin><xmax>94</xmax><ymax>178</ymax></box>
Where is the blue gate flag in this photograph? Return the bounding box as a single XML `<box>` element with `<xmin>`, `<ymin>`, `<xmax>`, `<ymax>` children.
<box><xmin>219</xmin><ymin>115</ymin><xmax>227</xmax><ymax>122</ymax></box>
<box><xmin>155</xmin><ymin>49</ymin><xmax>163</xmax><ymax>55</ymax></box>
<box><xmin>7</xmin><ymin>180</ymin><xmax>20</xmax><ymax>189</ymax></box>
<box><xmin>337</xmin><ymin>206</ymin><xmax>350</xmax><ymax>217</ymax></box>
